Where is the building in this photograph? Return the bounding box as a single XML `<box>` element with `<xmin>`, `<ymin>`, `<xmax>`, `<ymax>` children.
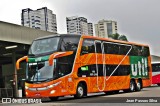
<box><xmin>88</xmin><ymin>23</ymin><xmax>93</xmax><ymax>35</ymax></box>
<box><xmin>95</xmin><ymin>19</ymin><xmax>117</xmax><ymax>38</ymax></box>
<box><xmin>21</xmin><ymin>7</ymin><xmax>57</xmax><ymax>33</ymax></box>
<box><xmin>151</xmin><ymin>55</ymin><xmax>160</xmax><ymax>63</ymax></box>
<box><xmin>66</xmin><ymin>16</ymin><xmax>93</xmax><ymax>35</ymax></box>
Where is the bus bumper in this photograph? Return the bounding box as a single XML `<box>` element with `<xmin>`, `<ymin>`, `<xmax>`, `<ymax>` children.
<box><xmin>25</xmin><ymin>88</ymin><xmax>59</xmax><ymax>98</ymax></box>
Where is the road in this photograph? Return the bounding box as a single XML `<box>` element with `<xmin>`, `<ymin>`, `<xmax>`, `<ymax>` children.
<box><xmin>1</xmin><ymin>85</ymin><xmax>160</xmax><ymax>106</ymax></box>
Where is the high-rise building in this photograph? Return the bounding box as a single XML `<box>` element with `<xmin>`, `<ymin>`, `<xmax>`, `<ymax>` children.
<box><xmin>66</xmin><ymin>16</ymin><xmax>93</xmax><ymax>35</ymax></box>
<box><xmin>88</xmin><ymin>23</ymin><xmax>93</xmax><ymax>36</ymax></box>
<box><xmin>21</xmin><ymin>7</ymin><xmax>57</xmax><ymax>33</ymax></box>
<box><xmin>95</xmin><ymin>19</ymin><xmax>117</xmax><ymax>38</ymax></box>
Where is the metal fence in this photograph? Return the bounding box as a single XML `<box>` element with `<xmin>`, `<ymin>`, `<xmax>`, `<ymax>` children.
<box><xmin>0</xmin><ymin>88</ymin><xmax>13</xmax><ymax>98</ymax></box>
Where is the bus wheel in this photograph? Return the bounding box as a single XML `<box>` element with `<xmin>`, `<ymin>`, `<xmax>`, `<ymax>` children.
<box><xmin>74</xmin><ymin>83</ymin><xmax>84</xmax><ymax>98</ymax></box>
<box><xmin>129</xmin><ymin>80</ymin><xmax>135</xmax><ymax>92</ymax></box>
<box><xmin>136</xmin><ymin>80</ymin><xmax>142</xmax><ymax>91</ymax></box>
<box><xmin>157</xmin><ymin>84</ymin><xmax>160</xmax><ymax>86</ymax></box>
<box><xmin>49</xmin><ymin>97</ymin><xmax>59</xmax><ymax>101</ymax></box>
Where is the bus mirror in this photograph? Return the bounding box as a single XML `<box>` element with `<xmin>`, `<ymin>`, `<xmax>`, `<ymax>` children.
<box><xmin>16</xmin><ymin>56</ymin><xmax>28</xmax><ymax>70</ymax></box>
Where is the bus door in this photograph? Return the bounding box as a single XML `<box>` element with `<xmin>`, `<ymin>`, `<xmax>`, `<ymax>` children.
<box><xmin>94</xmin><ymin>40</ymin><xmax>106</xmax><ymax>91</ymax></box>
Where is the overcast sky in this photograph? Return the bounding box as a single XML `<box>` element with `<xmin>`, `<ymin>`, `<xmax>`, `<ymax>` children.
<box><xmin>0</xmin><ymin>0</ymin><xmax>160</xmax><ymax>56</ymax></box>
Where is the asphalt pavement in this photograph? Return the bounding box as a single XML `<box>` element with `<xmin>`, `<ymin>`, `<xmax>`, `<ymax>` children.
<box><xmin>1</xmin><ymin>85</ymin><xmax>160</xmax><ymax>106</ymax></box>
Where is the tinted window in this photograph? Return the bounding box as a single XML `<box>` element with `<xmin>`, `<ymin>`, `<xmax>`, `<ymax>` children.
<box><xmin>95</xmin><ymin>42</ymin><xmax>102</xmax><ymax>53</ymax></box>
<box><xmin>103</xmin><ymin>43</ymin><xmax>119</xmax><ymax>54</ymax></box>
<box><xmin>106</xmin><ymin>65</ymin><xmax>130</xmax><ymax>76</ymax></box>
<box><xmin>78</xmin><ymin>64</ymin><xmax>130</xmax><ymax>77</ymax></box>
<box><xmin>129</xmin><ymin>45</ymin><xmax>138</xmax><ymax>56</ymax></box>
<box><xmin>129</xmin><ymin>45</ymin><xmax>150</xmax><ymax>56</ymax></box>
<box><xmin>119</xmin><ymin>45</ymin><xmax>131</xmax><ymax>55</ymax></box>
<box><xmin>81</xmin><ymin>39</ymin><xmax>95</xmax><ymax>55</ymax></box>
<box><xmin>142</xmin><ymin>47</ymin><xmax>150</xmax><ymax>56</ymax></box>
<box><xmin>78</xmin><ymin>65</ymin><xmax>97</xmax><ymax>77</ymax></box>
<box><xmin>29</xmin><ymin>37</ymin><xmax>60</xmax><ymax>55</ymax></box>
<box><xmin>152</xmin><ymin>63</ymin><xmax>160</xmax><ymax>72</ymax></box>
<box><xmin>54</xmin><ymin>54</ymin><xmax>75</xmax><ymax>79</ymax></box>
<box><xmin>60</xmin><ymin>37</ymin><xmax>80</xmax><ymax>52</ymax></box>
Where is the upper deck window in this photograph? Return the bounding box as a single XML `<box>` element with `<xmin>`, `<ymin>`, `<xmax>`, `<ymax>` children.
<box><xmin>28</xmin><ymin>37</ymin><xmax>60</xmax><ymax>55</ymax></box>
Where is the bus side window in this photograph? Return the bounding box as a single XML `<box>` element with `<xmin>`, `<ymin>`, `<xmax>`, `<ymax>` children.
<box><xmin>152</xmin><ymin>64</ymin><xmax>160</xmax><ymax>72</ymax></box>
<box><xmin>78</xmin><ymin>65</ymin><xmax>97</xmax><ymax>77</ymax></box>
<box><xmin>81</xmin><ymin>39</ymin><xmax>95</xmax><ymax>55</ymax></box>
<box><xmin>104</xmin><ymin>43</ymin><xmax>111</xmax><ymax>54</ymax></box>
<box><xmin>60</xmin><ymin>37</ymin><xmax>79</xmax><ymax>52</ymax></box>
<box><xmin>142</xmin><ymin>47</ymin><xmax>150</xmax><ymax>56</ymax></box>
<box><xmin>119</xmin><ymin>45</ymin><xmax>131</xmax><ymax>55</ymax></box>
<box><xmin>95</xmin><ymin>42</ymin><xmax>102</xmax><ymax>53</ymax></box>
<box><xmin>130</xmin><ymin>45</ymin><xmax>138</xmax><ymax>56</ymax></box>
<box><xmin>104</xmin><ymin>43</ymin><xmax>119</xmax><ymax>54</ymax></box>
<box><xmin>56</xmin><ymin>55</ymin><xmax>74</xmax><ymax>78</ymax></box>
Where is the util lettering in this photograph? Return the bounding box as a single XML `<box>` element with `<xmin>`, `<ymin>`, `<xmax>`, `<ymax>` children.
<box><xmin>131</xmin><ymin>58</ymin><xmax>148</xmax><ymax>76</ymax></box>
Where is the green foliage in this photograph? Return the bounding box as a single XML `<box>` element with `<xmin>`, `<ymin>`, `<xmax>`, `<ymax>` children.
<box><xmin>108</xmin><ymin>33</ymin><xmax>128</xmax><ymax>41</ymax></box>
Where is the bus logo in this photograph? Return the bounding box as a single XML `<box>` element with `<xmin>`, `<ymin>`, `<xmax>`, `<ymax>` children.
<box><xmin>130</xmin><ymin>56</ymin><xmax>148</xmax><ymax>78</ymax></box>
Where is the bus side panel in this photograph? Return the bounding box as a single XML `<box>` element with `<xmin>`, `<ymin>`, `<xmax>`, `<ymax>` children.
<box><xmin>152</xmin><ymin>62</ymin><xmax>160</xmax><ymax>85</ymax></box>
<box><xmin>141</xmin><ymin>56</ymin><xmax>152</xmax><ymax>87</ymax></box>
<box><xmin>104</xmin><ymin>76</ymin><xmax>130</xmax><ymax>91</ymax></box>
<box><xmin>152</xmin><ymin>74</ymin><xmax>160</xmax><ymax>84</ymax></box>
<box><xmin>76</xmin><ymin>53</ymin><xmax>131</xmax><ymax>93</ymax></box>
<box><xmin>75</xmin><ymin>76</ymin><xmax>130</xmax><ymax>93</ymax></box>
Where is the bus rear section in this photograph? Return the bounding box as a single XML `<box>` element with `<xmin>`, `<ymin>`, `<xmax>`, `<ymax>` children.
<box><xmin>152</xmin><ymin>62</ymin><xmax>160</xmax><ymax>86</ymax></box>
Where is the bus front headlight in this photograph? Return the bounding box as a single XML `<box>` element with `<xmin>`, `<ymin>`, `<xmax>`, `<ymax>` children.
<box><xmin>48</xmin><ymin>84</ymin><xmax>54</xmax><ymax>89</ymax></box>
<box><xmin>50</xmin><ymin>90</ymin><xmax>56</xmax><ymax>94</ymax></box>
<box><xmin>25</xmin><ymin>86</ymin><xmax>29</xmax><ymax>89</ymax></box>
<box><xmin>47</xmin><ymin>81</ymin><xmax>62</xmax><ymax>89</ymax></box>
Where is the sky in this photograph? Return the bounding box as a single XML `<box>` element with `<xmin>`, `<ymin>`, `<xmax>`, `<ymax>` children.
<box><xmin>0</xmin><ymin>0</ymin><xmax>160</xmax><ymax>56</ymax></box>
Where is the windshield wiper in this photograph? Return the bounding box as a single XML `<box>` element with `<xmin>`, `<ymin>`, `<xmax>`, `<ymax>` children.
<box><xmin>42</xmin><ymin>78</ymin><xmax>54</xmax><ymax>82</ymax></box>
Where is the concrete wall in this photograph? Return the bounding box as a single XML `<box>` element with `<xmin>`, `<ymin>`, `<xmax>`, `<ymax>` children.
<box><xmin>0</xmin><ymin>21</ymin><xmax>56</xmax><ymax>44</ymax></box>
<box><xmin>151</xmin><ymin>55</ymin><xmax>160</xmax><ymax>63</ymax></box>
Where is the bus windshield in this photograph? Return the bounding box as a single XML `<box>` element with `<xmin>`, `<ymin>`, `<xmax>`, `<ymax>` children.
<box><xmin>28</xmin><ymin>37</ymin><xmax>60</xmax><ymax>55</ymax></box>
<box><xmin>26</xmin><ymin>35</ymin><xmax>81</xmax><ymax>82</ymax></box>
<box><xmin>27</xmin><ymin>61</ymin><xmax>55</xmax><ymax>82</ymax></box>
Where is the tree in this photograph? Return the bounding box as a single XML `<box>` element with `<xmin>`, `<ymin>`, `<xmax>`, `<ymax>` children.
<box><xmin>108</xmin><ymin>33</ymin><xmax>128</xmax><ymax>41</ymax></box>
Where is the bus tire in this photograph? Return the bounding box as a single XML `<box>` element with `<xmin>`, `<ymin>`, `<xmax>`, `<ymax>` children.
<box><xmin>157</xmin><ymin>84</ymin><xmax>160</xmax><ymax>86</ymax></box>
<box><xmin>129</xmin><ymin>80</ymin><xmax>136</xmax><ymax>92</ymax></box>
<box><xmin>136</xmin><ymin>80</ymin><xmax>142</xmax><ymax>91</ymax></box>
<box><xmin>74</xmin><ymin>83</ymin><xmax>85</xmax><ymax>99</ymax></box>
<box><xmin>49</xmin><ymin>97</ymin><xmax>59</xmax><ymax>101</ymax></box>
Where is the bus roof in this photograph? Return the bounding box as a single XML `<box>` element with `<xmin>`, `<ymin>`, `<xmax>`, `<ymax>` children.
<box><xmin>35</xmin><ymin>34</ymin><xmax>81</xmax><ymax>40</ymax></box>
<box><xmin>81</xmin><ymin>35</ymin><xmax>149</xmax><ymax>47</ymax></box>
<box><xmin>151</xmin><ymin>62</ymin><xmax>160</xmax><ymax>64</ymax></box>
<box><xmin>34</xmin><ymin>34</ymin><xmax>149</xmax><ymax>47</ymax></box>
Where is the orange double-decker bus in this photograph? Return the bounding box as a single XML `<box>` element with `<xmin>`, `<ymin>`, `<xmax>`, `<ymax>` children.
<box><xmin>16</xmin><ymin>34</ymin><xmax>152</xmax><ymax>100</ymax></box>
